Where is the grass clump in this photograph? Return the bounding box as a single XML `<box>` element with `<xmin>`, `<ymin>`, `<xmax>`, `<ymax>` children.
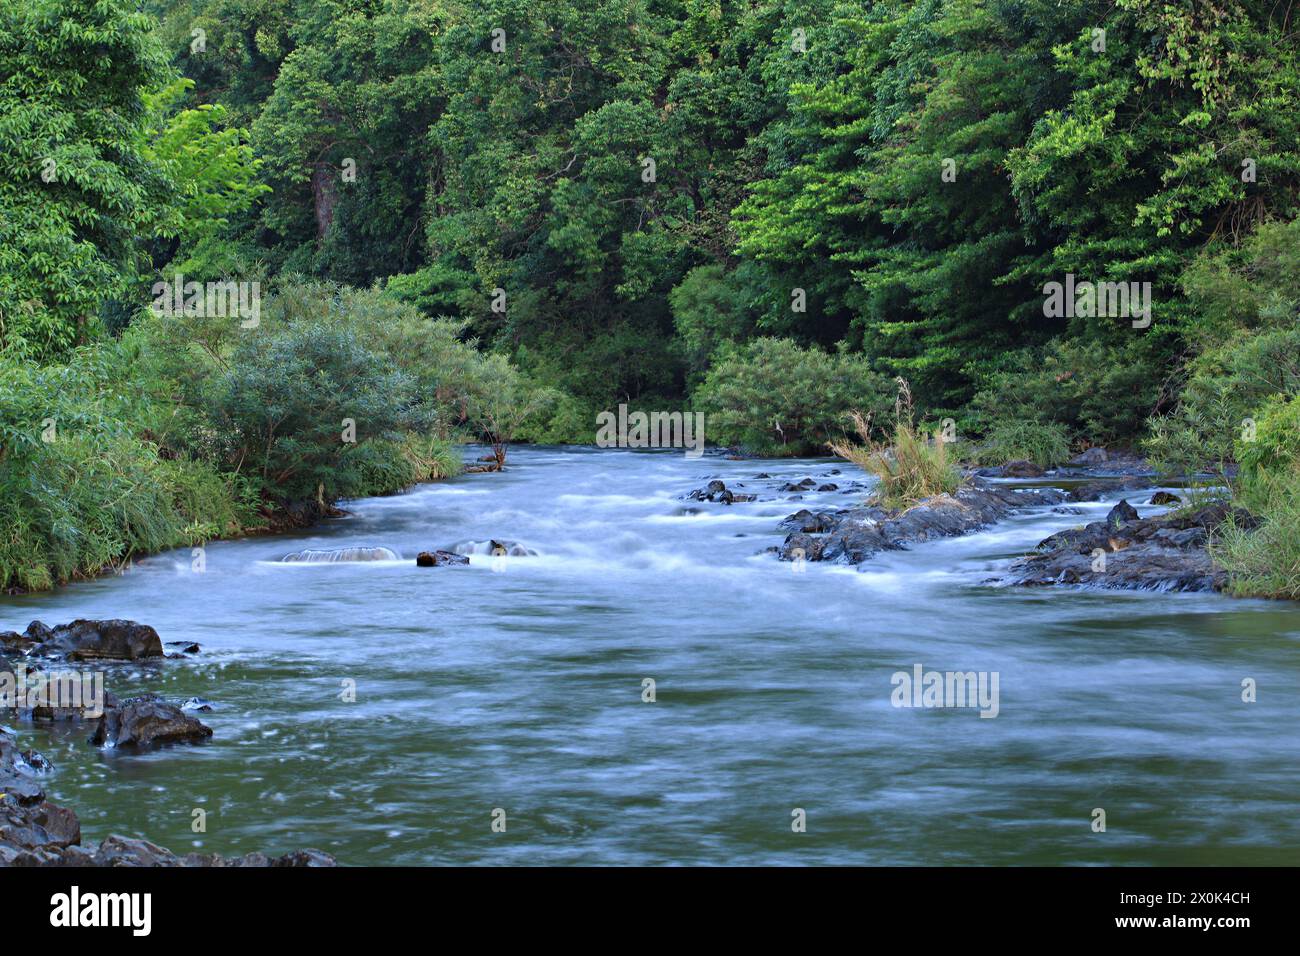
<box><xmin>829</xmin><ymin>381</ymin><xmax>962</xmax><ymax>509</ymax></box>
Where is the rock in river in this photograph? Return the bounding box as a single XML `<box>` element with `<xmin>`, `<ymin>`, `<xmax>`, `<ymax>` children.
<box><xmin>2</xmin><ymin>725</ymin><xmax>334</xmax><ymax>866</ymax></box>
<box><xmin>998</xmin><ymin>501</ymin><xmax>1252</xmax><ymax>592</ymax></box>
<box><xmin>91</xmin><ymin>693</ymin><xmax>213</xmax><ymax>749</ymax></box>
<box><xmin>416</xmin><ymin>550</ymin><xmax>470</xmax><ymax>567</ymax></box>
<box><xmin>776</xmin><ymin>480</ymin><xmax>1069</xmax><ymax>564</ymax></box>
<box><xmin>28</xmin><ymin>619</ymin><xmax>164</xmax><ymax>662</ymax></box>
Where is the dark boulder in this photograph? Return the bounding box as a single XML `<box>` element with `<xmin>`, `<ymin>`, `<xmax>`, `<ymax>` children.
<box><xmin>1106</xmin><ymin>499</ymin><xmax>1140</xmax><ymax>528</ymax></box>
<box><xmin>30</xmin><ymin>620</ymin><xmax>164</xmax><ymax>662</ymax></box>
<box><xmin>1150</xmin><ymin>491</ymin><xmax>1182</xmax><ymax>506</ymax></box>
<box><xmin>23</xmin><ymin>621</ymin><xmax>54</xmax><ymax>643</ymax></box>
<box><xmin>416</xmin><ymin>550</ymin><xmax>470</xmax><ymax>567</ymax></box>
<box><xmin>684</xmin><ymin>479</ymin><xmax>753</xmax><ymax>504</ymax></box>
<box><xmin>91</xmin><ymin>694</ymin><xmax>213</xmax><ymax>749</ymax></box>
<box><xmin>778</xmin><ymin>533</ymin><xmax>828</xmax><ymax>562</ymax></box>
<box><xmin>776</xmin><ymin>509</ymin><xmax>841</xmax><ymax>534</ymax></box>
<box><xmin>775</xmin><ymin>480</ymin><xmax>1070</xmax><ymax>566</ymax></box>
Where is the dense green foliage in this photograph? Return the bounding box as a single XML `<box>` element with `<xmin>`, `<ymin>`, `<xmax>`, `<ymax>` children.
<box><xmin>4</xmin><ymin>0</ymin><xmax>1300</xmax><ymax>594</ymax></box>
<box><xmin>695</xmin><ymin>338</ymin><xmax>892</xmax><ymax>456</ymax></box>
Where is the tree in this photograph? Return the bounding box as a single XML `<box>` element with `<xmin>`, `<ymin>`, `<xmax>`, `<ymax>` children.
<box><xmin>0</xmin><ymin>0</ymin><xmax>172</xmax><ymax>359</ymax></box>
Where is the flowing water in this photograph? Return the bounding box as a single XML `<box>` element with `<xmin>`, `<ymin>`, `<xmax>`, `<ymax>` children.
<box><xmin>4</xmin><ymin>447</ymin><xmax>1299</xmax><ymax>865</ymax></box>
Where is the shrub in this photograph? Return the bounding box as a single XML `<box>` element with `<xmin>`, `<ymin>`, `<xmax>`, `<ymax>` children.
<box><xmin>1211</xmin><ymin>394</ymin><xmax>1300</xmax><ymax>598</ymax></box>
<box><xmin>694</xmin><ymin>338</ymin><xmax>894</xmax><ymax>456</ymax></box>
<box><xmin>1214</xmin><ymin>471</ymin><xmax>1300</xmax><ymax>599</ymax></box>
<box><xmin>0</xmin><ymin>344</ymin><xmax>251</xmax><ymax>591</ymax></box>
<box><xmin>1144</xmin><ymin>325</ymin><xmax>1300</xmax><ymax>476</ymax></box>
<box><xmin>972</xmin><ymin>420</ymin><xmax>1071</xmax><ymax>468</ymax></box>
<box><xmin>210</xmin><ymin>322</ymin><xmax>433</xmax><ymax>503</ymax></box>
<box><xmin>970</xmin><ymin>338</ymin><xmax>1163</xmax><ymax>445</ymax></box>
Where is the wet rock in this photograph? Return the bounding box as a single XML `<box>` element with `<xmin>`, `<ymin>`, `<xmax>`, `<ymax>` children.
<box><xmin>1002</xmin><ymin>460</ymin><xmax>1045</xmax><ymax>478</ymax></box>
<box><xmin>776</xmin><ymin>509</ymin><xmax>841</xmax><ymax>534</ymax></box>
<box><xmin>1150</xmin><ymin>491</ymin><xmax>1182</xmax><ymax>506</ymax></box>
<box><xmin>30</xmin><ymin>620</ymin><xmax>164</xmax><ymax>662</ymax></box>
<box><xmin>1</xmin><ymin>629</ymin><xmax>37</xmax><ymax>653</ymax></box>
<box><xmin>778</xmin><ymin>533</ymin><xmax>827</xmax><ymax>562</ymax></box>
<box><xmin>1106</xmin><ymin>499</ymin><xmax>1140</xmax><ymax>528</ymax></box>
<box><xmin>24</xmin><ymin>621</ymin><xmax>54</xmax><ymax>643</ymax></box>
<box><xmin>1000</xmin><ymin>502</ymin><xmax>1253</xmax><ymax>592</ymax></box>
<box><xmin>1066</xmin><ymin>476</ymin><xmax>1153</xmax><ymax>502</ymax></box>
<box><xmin>777</xmin><ymin>481</ymin><xmax>1069</xmax><ymax>565</ymax></box>
<box><xmin>817</xmin><ymin>483</ymin><xmax>839</xmax><ymax>491</ymax></box>
<box><xmin>1052</xmin><ymin>506</ymin><xmax>1086</xmax><ymax>515</ymax></box>
<box><xmin>181</xmin><ymin>697</ymin><xmax>215</xmax><ymax>713</ymax></box>
<box><xmin>1</xmin><ymin>726</ymin><xmax>334</xmax><ymax>867</ymax></box>
<box><xmin>91</xmin><ymin>694</ymin><xmax>213</xmax><ymax>749</ymax></box>
<box><xmin>19</xmin><ymin>750</ymin><xmax>52</xmax><ymax>773</ymax></box>
<box><xmin>684</xmin><ymin>479</ymin><xmax>752</xmax><ymax>504</ymax></box>
<box><xmin>780</xmin><ymin>478</ymin><xmax>818</xmax><ymax>492</ymax></box>
<box><xmin>416</xmin><ymin>550</ymin><xmax>470</xmax><ymax>567</ymax></box>
<box><xmin>166</xmin><ymin>641</ymin><xmax>201</xmax><ymax>654</ymax></box>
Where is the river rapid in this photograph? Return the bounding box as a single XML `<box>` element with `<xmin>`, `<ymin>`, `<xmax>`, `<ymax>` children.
<box><xmin>4</xmin><ymin>447</ymin><xmax>1298</xmax><ymax>865</ymax></box>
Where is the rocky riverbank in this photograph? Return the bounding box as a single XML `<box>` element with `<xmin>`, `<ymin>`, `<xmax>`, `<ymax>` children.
<box><xmin>996</xmin><ymin>499</ymin><xmax>1252</xmax><ymax>593</ymax></box>
<box><xmin>736</xmin><ymin>453</ymin><xmax>1241</xmax><ymax>593</ymax></box>
<box><xmin>1</xmin><ymin>619</ymin><xmax>336</xmax><ymax>867</ymax></box>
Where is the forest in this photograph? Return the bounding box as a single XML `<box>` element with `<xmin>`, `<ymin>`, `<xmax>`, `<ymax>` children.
<box><xmin>2</xmin><ymin>0</ymin><xmax>1299</xmax><ymax>596</ymax></box>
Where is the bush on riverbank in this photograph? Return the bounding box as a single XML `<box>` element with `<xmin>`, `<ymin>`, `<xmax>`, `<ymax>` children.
<box><xmin>970</xmin><ymin>421</ymin><xmax>1072</xmax><ymax>470</ymax></box>
<box><xmin>1213</xmin><ymin>395</ymin><xmax>1300</xmax><ymax>599</ymax></box>
<box><xmin>695</xmin><ymin>339</ymin><xmax>893</xmax><ymax>456</ymax></box>
<box><xmin>0</xmin><ymin>279</ymin><xmax>565</xmax><ymax>591</ymax></box>
<box><xmin>0</xmin><ymin>345</ymin><xmax>253</xmax><ymax>591</ymax></box>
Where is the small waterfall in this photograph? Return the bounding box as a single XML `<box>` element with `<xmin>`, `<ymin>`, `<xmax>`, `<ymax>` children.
<box><xmin>279</xmin><ymin>546</ymin><xmax>401</xmax><ymax>563</ymax></box>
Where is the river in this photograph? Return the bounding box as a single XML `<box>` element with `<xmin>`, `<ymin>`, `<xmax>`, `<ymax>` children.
<box><xmin>4</xmin><ymin>447</ymin><xmax>1298</xmax><ymax>865</ymax></box>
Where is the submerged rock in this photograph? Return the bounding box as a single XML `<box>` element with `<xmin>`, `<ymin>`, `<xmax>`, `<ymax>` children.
<box><xmin>29</xmin><ymin>620</ymin><xmax>164</xmax><ymax>662</ymax></box>
<box><xmin>280</xmin><ymin>546</ymin><xmax>400</xmax><ymax>563</ymax></box>
<box><xmin>1066</xmin><ymin>476</ymin><xmax>1153</xmax><ymax>502</ymax></box>
<box><xmin>777</xmin><ymin>509</ymin><xmax>843</xmax><ymax>534</ymax></box>
<box><xmin>449</xmin><ymin>539</ymin><xmax>538</xmax><ymax>557</ymax></box>
<box><xmin>91</xmin><ymin>693</ymin><xmax>213</xmax><ymax>749</ymax></box>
